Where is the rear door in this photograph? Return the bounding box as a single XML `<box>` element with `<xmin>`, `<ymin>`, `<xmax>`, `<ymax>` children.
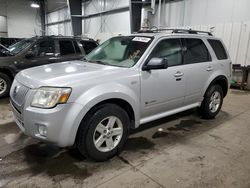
<box><xmin>182</xmin><ymin>38</ymin><xmax>213</xmax><ymax>105</ymax></box>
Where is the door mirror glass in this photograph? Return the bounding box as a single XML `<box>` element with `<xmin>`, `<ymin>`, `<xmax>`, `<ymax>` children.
<box><xmin>143</xmin><ymin>57</ymin><xmax>168</xmax><ymax>71</ymax></box>
<box><xmin>25</xmin><ymin>51</ymin><xmax>35</xmax><ymax>58</ymax></box>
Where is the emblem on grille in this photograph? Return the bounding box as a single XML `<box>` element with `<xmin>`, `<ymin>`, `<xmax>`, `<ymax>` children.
<box><xmin>13</xmin><ymin>85</ymin><xmax>20</xmax><ymax>97</ymax></box>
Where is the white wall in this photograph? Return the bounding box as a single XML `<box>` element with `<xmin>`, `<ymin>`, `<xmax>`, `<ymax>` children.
<box><xmin>46</xmin><ymin>7</ymin><xmax>72</xmax><ymax>36</ymax></box>
<box><xmin>0</xmin><ymin>0</ymin><xmax>7</xmax><ymax>37</ymax></box>
<box><xmin>82</xmin><ymin>0</ymin><xmax>130</xmax><ymax>42</ymax></box>
<box><xmin>0</xmin><ymin>0</ymin><xmax>42</xmax><ymax>38</ymax></box>
<box><xmin>149</xmin><ymin>0</ymin><xmax>250</xmax><ymax>28</ymax></box>
<box><xmin>147</xmin><ymin>0</ymin><xmax>250</xmax><ymax>66</ymax></box>
<box><xmin>0</xmin><ymin>16</ymin><xmax>7</xmax><ymax>37</ymax></box>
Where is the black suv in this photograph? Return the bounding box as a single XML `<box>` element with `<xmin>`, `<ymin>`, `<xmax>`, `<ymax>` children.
<box><xmin>0</xmin><ymin>36</ymin><xmax>98</xmax><ymax>97</ymax></box>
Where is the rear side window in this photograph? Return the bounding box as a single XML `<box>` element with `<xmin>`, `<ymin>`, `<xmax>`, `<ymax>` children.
<box><xmin>208</xmin><ymin>39</ymin><xmax>228</xmax><ymax>60</ymax></box>
<box><xmin>59</xmin><ymin>40</ymin><xmax>75</xmax><ymax>55</ymax></box>
<box><xmin>185</xmin><ymin>38</ymin><xmax>211</xmax><ymax>64</ymax></box>
<box><xmin>81</xmin><ymin>41</ymin><xmax>98</xmax><ymax>54</ymax></box>
<box><xmin>73</xmin><ymin>41</ymin><xmax>81</xmax><ymax>54</ymax></box>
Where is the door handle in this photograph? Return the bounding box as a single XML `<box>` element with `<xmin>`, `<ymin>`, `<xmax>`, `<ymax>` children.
<box><xmin>206</xmin><ymin>66</ymin><xmax>214</xmax><ymax>72</ymax></box>
<box><xmin>174</xmin><ymin>71</ymin><xmax>184</xmax><ymax>77</ymax></box>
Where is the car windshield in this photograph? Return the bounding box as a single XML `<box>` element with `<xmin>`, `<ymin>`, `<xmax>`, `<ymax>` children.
<box><xmin>84</xmin><ymin>36</ymin><xmax>153</xmax><ymax>68</ymax></box>
<box><xmin>8</xmin><ymin>38</ymin><xmax>35</xmax><ymax>55</ymax></box>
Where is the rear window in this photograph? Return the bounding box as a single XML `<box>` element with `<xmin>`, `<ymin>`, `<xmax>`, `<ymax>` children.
<box><xmin>80</xmin><ymin>40</ymin><xmax>98</xmax><ymax>54</ymax></box>
<box><xmin>208</xmin><ymin>39</ymin><xmax>228</xmax><ymax>60</ymax></box>
<box><xmin>59</xmin><ymin>40</ymin><xmax>75</xmax><ymax>55</ymax></box>
<box><xmin>185</xmin><ymin>38</ymin><xmax>211</xmax><ymax>64</ymax></box>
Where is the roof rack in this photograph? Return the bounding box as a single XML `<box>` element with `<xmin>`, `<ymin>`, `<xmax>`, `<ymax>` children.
<box><xmin>137</xmin><ymin>28</ymin><xmax>213</xmax><ymax>36</ymax></box>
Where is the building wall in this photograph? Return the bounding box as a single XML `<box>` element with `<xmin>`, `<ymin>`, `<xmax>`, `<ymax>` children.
<box><xmin>148</xmin><ymin>0</ymin><xmax>250</xmax><ymax>66</ymax></box>
<box><xmin>0</xmin><ymin>0</ymin><xmax>42</xmax><ymax>38</ymax></box>
<box><xmin>0</xmin><ymin>0</ymin><xmax>7</xmax><ymax>37</ymax></box>
<box><xmin>82</xmin><ymin>0</ymin><xmax>130</xmax><ymax>42</ymax></box>
<box><xmin>46</xmin><ymin>7</ymin><xmax>72</xmax><ymax>36</ymax></box>
<box><xmin>45</xmin><ymin>0</ymin><xmax>130</xmax><ymax>41</ymax></box>
<box><xmin>149</xmin><ymin>0</ymin><xmax>250</xmax><ymax>28</ymax></box>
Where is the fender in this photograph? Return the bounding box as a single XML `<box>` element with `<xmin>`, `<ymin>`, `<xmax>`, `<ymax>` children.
<box><xmin>59</xmin><ymin>83</ymin><xmax>140</xmax><ymax>146</ymax></box>
<box><xmin>202</xmin><ymin>70</ymin><xmax>229</xmax><ymax>99</ymax></box>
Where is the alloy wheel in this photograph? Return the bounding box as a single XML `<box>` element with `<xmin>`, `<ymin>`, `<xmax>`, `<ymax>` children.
<box><xmin>93</xmin><ymin>116</ymin><xmax>123</xmax><ymax>152</ymax></box>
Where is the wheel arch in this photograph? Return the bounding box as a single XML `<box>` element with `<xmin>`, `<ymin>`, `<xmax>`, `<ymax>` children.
<box><xmin>204</xmin><ymin>75</ymin><xmax>229</xmax><ymax>98</ymax></box>
<box><xmin>0</xmin><ymin>68</ymin><xmax>15</xmax><ymax>80</ymax></box>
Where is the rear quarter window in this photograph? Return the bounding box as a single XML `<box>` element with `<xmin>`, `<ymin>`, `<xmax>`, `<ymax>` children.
<box><xmin>80</xmin><ymin>40</ymin><xmax>98</xmax><ymax>54</ymax></box>
<box><xmin>208</xmin><ymin>39</ymin><xmax>228</xmax><ymax>60</ymax></box>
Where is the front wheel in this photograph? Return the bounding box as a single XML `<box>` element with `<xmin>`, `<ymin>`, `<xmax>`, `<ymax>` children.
<box><xmin>0</xmin><ymin>73</ymin><xmax>11</xmax><ymax>98</ymax></box>
<box><xmin>199</xmin><ymin>85</ymin><xmax>223</xmax><ymax>119</ymax></box>
<box><xmin>76</xmin><ymin>104</ymin><xmax>129</xmax><ymax>161</ymax></box>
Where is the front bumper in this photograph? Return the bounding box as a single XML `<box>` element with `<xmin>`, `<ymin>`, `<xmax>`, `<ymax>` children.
<box><xmin>11</xmin><ymin>100</ymin><xmax>84</xmax><ymax>147</ymax></box>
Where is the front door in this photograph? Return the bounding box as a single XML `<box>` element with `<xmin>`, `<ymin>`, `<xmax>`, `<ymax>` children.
<box><xmin>140</xmin><ymin>38</ymin><xmax>186</xmax><ymax>118</ymax></box>
<box><xmin>20</xmin><ymin>39</ymin><xmax>57</xmax><ymax>70</ymax></box>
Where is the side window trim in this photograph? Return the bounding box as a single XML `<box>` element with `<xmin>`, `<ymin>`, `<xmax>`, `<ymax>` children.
<box><xmin>142</xmin><ymin>37</ymin><xmax>184</xmax><ymax>69</ymax></box>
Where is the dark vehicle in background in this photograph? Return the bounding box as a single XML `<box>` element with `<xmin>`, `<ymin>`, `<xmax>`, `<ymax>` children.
<box><xmin>0</xmin><ymin>36</ymin><xmax>98</xmax><ymax>97</ymax></box>
<box><xmin>0</xmin><ymin>37</ymin><xmax>23</xmax><ymax>48</ymax></box>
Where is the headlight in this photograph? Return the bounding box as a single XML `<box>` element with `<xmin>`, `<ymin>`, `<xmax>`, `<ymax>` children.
<box><xmin>31</xmin><ymin>87</ymin><xmax>72</xmax><ymax>108</ymax></box>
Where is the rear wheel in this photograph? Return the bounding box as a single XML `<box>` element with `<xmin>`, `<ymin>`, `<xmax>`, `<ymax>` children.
<box><xmin>76</xmin><ymin>103</ymin><xmax>129</xmax><ymax>161</ymax></box>
<box><xmin>200</xmin><ymin>85</ymin><xmax>223</xmax><ymax>119</ymax></box>
<box><xmin>0</xmin><ymin>73</ymin><xmax>11</xmax><ymax>98</ymax></box>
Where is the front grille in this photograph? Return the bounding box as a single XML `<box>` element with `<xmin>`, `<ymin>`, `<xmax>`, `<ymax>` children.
<box><xmin>10</xmin><ymin>80</ymin><xmax>30</xmax><ymax>111</ymax></box>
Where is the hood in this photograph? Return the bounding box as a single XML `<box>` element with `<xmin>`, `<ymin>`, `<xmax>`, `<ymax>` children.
<box><xmin>16</xmin><ymin>60</ymin><xmax>126</xmax><ymax>88</ymax></box>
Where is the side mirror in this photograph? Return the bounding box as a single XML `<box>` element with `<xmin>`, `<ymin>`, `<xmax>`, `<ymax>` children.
<box><xmin>45</xmin><ymin>52</ymin><xmax>55</xmax><ymax>56</ymax></box>
<box><xmin>142</xmin><ymin>57</ymin><xmax>168</xmax><ymax>71</ymax></box>
<box><xmin>25</xmin><ymin>51</ymin><xmax>35</xmax><ymax>58</ymax></box>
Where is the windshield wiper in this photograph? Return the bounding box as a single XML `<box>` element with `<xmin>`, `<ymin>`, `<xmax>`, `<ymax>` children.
<box><xmin>0</xmin><ymin>44</ymin><xmax>14</xmax><ymax>56</ymax></box>
<box><xmin>86</xmin><ymin>59</ymin><xmax>108</xmax><ymax>65</ymax></box>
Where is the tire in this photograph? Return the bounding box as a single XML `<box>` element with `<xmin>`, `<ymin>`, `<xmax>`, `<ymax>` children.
<box><xmin>0</xmin><ymin>73</ymin><xmax>11</xmax><ymax>98</ymax></box>
<box><xmin>199</xmin><ymin>84</ymin><xmax>223</xmax><ymax>119</ymax></box>
<box><xmin>76</xmin><ymin>103</ymin><xmax>130</xmax><ymax>161</ymax></box>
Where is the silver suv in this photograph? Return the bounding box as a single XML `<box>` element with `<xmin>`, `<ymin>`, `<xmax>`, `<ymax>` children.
<box><xmin>10</xmin><ymin>29</ymin><xmax>231</xmax><ymax>161</ymax></box>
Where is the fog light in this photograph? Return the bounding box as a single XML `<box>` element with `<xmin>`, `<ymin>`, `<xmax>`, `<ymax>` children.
<box><xmin>38</xmin><ymin>124</ymin><xmax>48</xmax><ymax>137</ymax></box>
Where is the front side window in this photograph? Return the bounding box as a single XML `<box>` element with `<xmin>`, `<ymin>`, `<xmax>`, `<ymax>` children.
<box><xmin>32</xmin><ymin>40</ymin><xmax>55</xmax><ymax>57</ymax></box>
<box><xmin>85</xmin><ymin>36</ymin><xmax>153</xmax><ymax>68</ymax></box>
<box><xmin>184</xmin><ymin>38</ymin><xmax>211</xmax><ymax>64</ymax></box>
<box><xmin>149</xmin><ymin>38</ymin><xmax>183</xmax><ymax>67</ymax></box>
<box><xmin>59</xmin><ymin>40</ymin><xmax>75</xmax><ymax>55</ymax></box>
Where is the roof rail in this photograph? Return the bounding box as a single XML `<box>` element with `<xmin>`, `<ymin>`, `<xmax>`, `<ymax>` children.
<box><xmin>137</xmin><ymin>28</ymin><xmax>213</xmax><ymax>36</ymax></box>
